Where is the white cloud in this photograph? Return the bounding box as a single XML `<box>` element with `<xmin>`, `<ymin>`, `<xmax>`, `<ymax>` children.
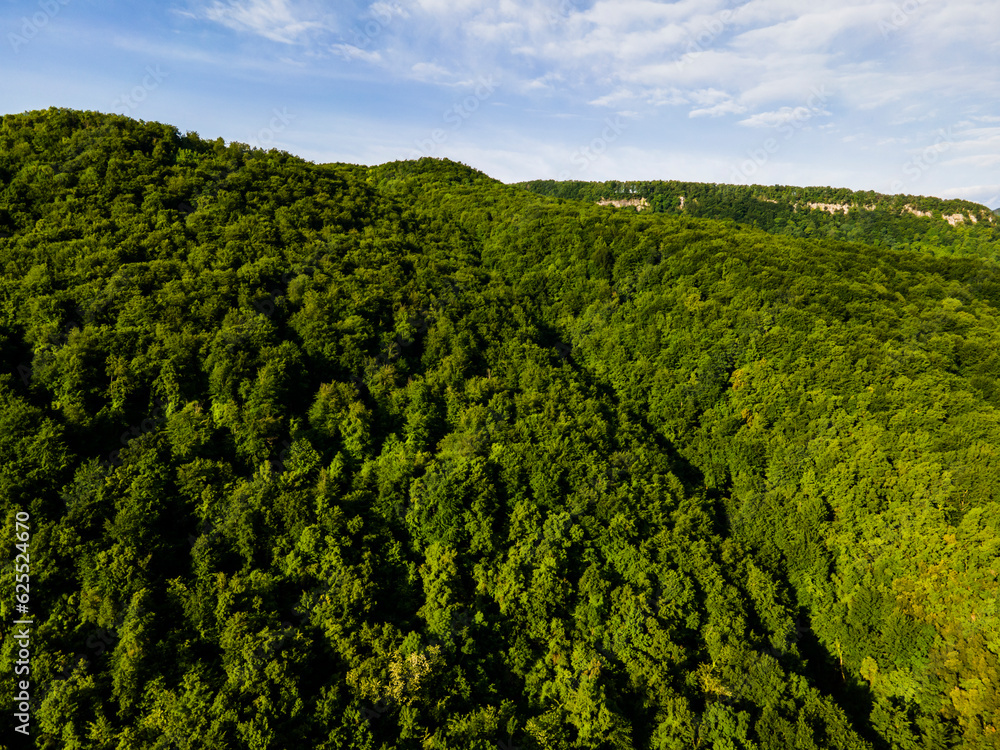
<box><xmin>202</xmin><ymin>0</ymin><xmax>330</xmax><ymax>44</ymax></box>
<box><xmin>588</xmin><ymin>88</ymin><xmax>639</xmax><ymax>107</ymax></box>
<box><xmin>937</xmin><ymin>185</ymin><xmax>1000</xmax><ymax>208</ymax></box>
<box><xmin>738</xmin><ymin>105</ymin><xmax>827</xmax><ymax>128</ymax></box>
<box><xmin>689</xmin><ymin>102</ymin><xmax>746</xmax><ymax>118</ymax></box>
<box><xmin>523</xmin><ymin>71</ymin><xmax>565</xmax><ymax>92</ymax></box>
<box><xmin>414</xmin><ymin>0</ymin><xmax>487</xmax><ymax>14</ymax></box>
<box><xmin>410</xmin><ymin>62</ymin><xmax>454</xmax><ymax>82</ymax></box>
<box><xmin>331</xmin><ymin>44</ymin><xmax>382</xmax><ymax>64</ymax></box>
<box><xmin>938</xmin><ymin>184</ymin><xmax>1000</xmax><ymax>197</ymax></box>
<box><xmin>370</xmin><ymin>2</ymin><xmax>408</xmax><ymax>21</ymax></box>
<box><xmin>889</xmin><ymin>108</ymin><xmax>940</xmax><ymax>126</ymax></box>
<box><xmin>730</xmin><ymin>4</ymin><xmax>887</xmax><ymax>53</ymax></box>
<box><xmin>944</xmin><ymin>154</ymin><xmax>1000</xmax><ymax>168</ymax></box>
<box><xmin>946</xmin><ymin>125</ymin><xmax>1000</xmax><ymax>165</ymax></box>
<box><xmin>644</xmin><ymin>88</ymin><xmax>689</xmax><ymax>107</ymax></box>
<box><xmin>689</xmin><ymin>87</ymin><xmax>732</xmax><ymax>106</ymax></box>
<box><xmin>690</xmin><ymin>98</ymin><xmax>746</xmax><ymax>118</ymax></box>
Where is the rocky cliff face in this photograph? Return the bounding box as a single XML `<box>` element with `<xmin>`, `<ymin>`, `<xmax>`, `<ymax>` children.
<box><xmin>596</xmin><ymin>196</ymin><xmax>651</xmax><ymax>210</ymax></box>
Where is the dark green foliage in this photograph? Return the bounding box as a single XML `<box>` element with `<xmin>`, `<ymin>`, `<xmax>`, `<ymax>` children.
<box><xmin>1</xmin><ymin>108</ymin><xmax>999</xmax><ymax>748</ymax></box>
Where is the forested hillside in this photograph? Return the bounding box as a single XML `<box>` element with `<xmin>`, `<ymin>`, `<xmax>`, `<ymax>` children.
<box><xmin>519</xmin><ymin>179</ymin><xmax>1000</xmax><ymax>262</ymax></box>
<box><xmin>1</xmin><ymin>108</ymin><xmax>999</xmax><ymax>749</ymax></box>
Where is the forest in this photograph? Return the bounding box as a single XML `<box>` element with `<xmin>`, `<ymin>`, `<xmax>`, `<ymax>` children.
<box><xmin>519</xmin><ymin>178</ymin><xmax>1000</xmax><ymax>261</ymax></box>
<box><xmin>1</xmin><ymin>107</ymin><xmax>999</xmax><ymax>749</ymax></box>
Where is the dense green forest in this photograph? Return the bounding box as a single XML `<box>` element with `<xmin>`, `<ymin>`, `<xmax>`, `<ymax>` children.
<box><xmin>1</xmin><ymin>107</ymin><xmax>999</xmax><ymax>749</ymax></box>
<box><xmin>519</xmin><ymin>179</ymin><xmax>1000</xmax><ymax>262</ymax></box>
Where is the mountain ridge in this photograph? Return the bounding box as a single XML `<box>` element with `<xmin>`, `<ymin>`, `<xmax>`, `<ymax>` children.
<box><xmin>518</xmin><ymin>178</ymin><xmax>1000</xmax><ymax>262</ymax></box>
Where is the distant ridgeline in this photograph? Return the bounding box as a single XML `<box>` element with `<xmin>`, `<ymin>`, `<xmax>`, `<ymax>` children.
<box><xmin>519</xmin><ymin>179</ymin><xmax>1000</xmax><ymax>261</ymax></box>
<box><xmin>4</xmin><ymin>107</ymin><xmax>1000</xmax><ymax>749</ymax></box>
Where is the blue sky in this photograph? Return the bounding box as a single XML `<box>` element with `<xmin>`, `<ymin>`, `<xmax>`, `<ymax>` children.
<box><xmin>2</xmin><ymin>0</ymin><xmax>999</xmax><ymax>207</ymax></box>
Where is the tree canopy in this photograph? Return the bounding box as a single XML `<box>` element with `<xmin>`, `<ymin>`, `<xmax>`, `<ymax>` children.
<box><xmin>1</xmin><ymin>107</ymin><xmax>999</xmax><ymax>749</ymax></box>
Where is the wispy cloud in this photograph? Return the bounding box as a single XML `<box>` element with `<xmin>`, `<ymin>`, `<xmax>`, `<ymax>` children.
<box><xmin>202</xmin><ymin>0</ymin><xmax>332</xmax><ymax>44</ymax></box>
<box><xmin>739</xmin><ymin>105</ymin><xmax>829</xmax><ymax>128</ymax></box>
<box><xmin>690</xmin><ymin>100</ymin><xmax>747</xmax><ymax>118</ymax></box>
<box><xmin>410</xmin><ymin>61</ymin><xmax>453</xmax><ymax>82</ymax></box>
<box><xmin>688</xmin><ymin>89</ymin><xmax>746</xmax><ymax>118</ymax></box>
<box><xmin>332</xmin><ymin>44</ymin><xmax>382</xmax><ymax>64</ymax></box>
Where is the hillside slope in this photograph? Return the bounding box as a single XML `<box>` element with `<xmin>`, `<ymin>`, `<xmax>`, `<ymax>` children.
<box><xmin>519</xmin><ymin>179</ymin><xmax>1000</xmax><ymax>262</ymax></box>
<box><xmin>1</xmin><ymin>108</ymin><xmax>999</xmax><ymax>749</ymax></box>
